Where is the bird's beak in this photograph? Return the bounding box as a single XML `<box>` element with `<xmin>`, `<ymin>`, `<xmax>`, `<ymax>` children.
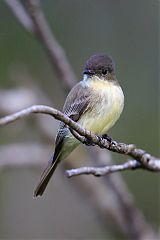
<box><xmin>83</xmin><ymin>69</ymin><xmax>94</xmax><ymax>75</ymax></box>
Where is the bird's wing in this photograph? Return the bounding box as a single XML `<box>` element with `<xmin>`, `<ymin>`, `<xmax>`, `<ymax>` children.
<box><xmin>54</xmin><ymin>81</ymin><xmax>92</xmax><ymax>157</ymax></box>
<box><xmin>33</xmin><ymin>81</ymin><xmax>93</xmax><ymax>197</ymax></box>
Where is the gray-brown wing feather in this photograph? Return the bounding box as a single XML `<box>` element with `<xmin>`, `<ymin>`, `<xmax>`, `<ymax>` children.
<box><xmin>55</xmin><ymin>81</ymin><xmax>92</xmax><ymax>152</ymax></box>
<box><xmin>33</xmin><ymin>81</ymin><xmax>92</xmax><ymax>196</ymax></box>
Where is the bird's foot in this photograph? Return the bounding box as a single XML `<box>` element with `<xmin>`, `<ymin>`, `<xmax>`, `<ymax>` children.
<box><xmin>82</xmin><ymin>134</ymin><xmax>112</xmax><ymax>147</ymax></box>
<box><xmin>101</xmin><ymin>134</ymin><xmax>112</xmax><ymax>143</ymax></box>
<box><xmin>83</xmin><ymin>138</ymin><xmax>95</xmax><ymax>146</ymax></box>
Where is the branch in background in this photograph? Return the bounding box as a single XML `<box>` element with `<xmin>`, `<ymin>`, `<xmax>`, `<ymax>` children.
<box><xmin>0</xmin><ymin>143</ymin><xmax>49</xmax><ymax>170</ymax></box>
<box><xmin>4</xmin><ymin>0</ymin><xmax>34</xmax><ymax>32</ymax></box>
<box><xmin>0</xmin><ymin>88</ymin><xmax>37</xmax><ymax>114</ymax></box>
<box><xmin>0</xmin><ymin>104</ymin><xmax>159</xmax><ymax>173</ymax></box>
<box><xmin>25</xmin><ymin>0</ymin><xmax>77</xmax><ymax>91</ymax></box>
<box><xmin>4</xmin><ymin>0</ymin><xmax>77</xmax><ymax>91</ymax></box>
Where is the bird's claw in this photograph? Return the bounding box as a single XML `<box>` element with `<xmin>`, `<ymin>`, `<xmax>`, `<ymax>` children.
<box><xmin>101</xmin><ymin>134</ymin><xmax>112</xmax><ymax>143</ymax></box>
<box><xmin>82</xmin><ymin>138</ymin><xmax>95</xmax><ymax>146</ymax></box>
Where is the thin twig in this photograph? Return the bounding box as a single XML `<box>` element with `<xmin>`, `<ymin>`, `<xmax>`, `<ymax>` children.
<box><xmin>65</xmin><ymin>159</ymin><xmax>141</xmax><ymax>177</ymax></box>
<box><xmin>0</xmin><ymin>105</ymin><xmax>159</xmax><ymax>173</ymax></box>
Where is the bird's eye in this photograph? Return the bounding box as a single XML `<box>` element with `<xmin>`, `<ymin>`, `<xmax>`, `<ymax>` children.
<box><xmin>102</xmin><ymin>69</ymin><xmax>108</xmax><ymax>75</ymax></box>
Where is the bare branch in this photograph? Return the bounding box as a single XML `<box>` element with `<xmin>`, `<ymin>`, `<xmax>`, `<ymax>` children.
<box><xmin>65</xmin><ymin>159</ymin><xmax>141</xmax><ymax>177</ymax></box>
<box><xmin>0</xmin><ymin>105</ymin><xmax>159</xmax><ymax>173</ymax></box>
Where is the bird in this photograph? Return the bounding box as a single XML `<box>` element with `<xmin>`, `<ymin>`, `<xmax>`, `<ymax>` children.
<box><xmin>34</xmin><ymin>53</ymin><xmax>124</xmax><ymax>197</ymax></box>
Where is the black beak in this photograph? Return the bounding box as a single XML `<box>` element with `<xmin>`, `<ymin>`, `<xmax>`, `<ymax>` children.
<box><xmin>83</xmin><ymin>69</ymin><xmax>94</xmax><ymax>75</ymax></box>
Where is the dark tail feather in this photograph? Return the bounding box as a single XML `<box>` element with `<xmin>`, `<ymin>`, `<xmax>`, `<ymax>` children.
<box><xmin>33</xmin><ymin>155</ymin><xmax>60</xmax><ymax>197</ymax></box>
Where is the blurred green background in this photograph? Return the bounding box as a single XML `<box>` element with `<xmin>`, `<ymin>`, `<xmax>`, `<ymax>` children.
<box><xmin>0</xmin><ymin>0</ymin><xmax>159</xmax><ymax>239</ymax></box>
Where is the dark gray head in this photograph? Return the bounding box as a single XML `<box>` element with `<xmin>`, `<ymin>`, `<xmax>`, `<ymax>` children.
<box><xmin>83</xmin><ymin>54</ymin><xmax>115</xmax><ymax>78</ymax></box>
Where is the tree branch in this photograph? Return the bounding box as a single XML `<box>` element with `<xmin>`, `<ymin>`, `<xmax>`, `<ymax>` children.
<box><xmin>65</xmin><ymin>159</ymin><xmax>141</xmax><ymax>177</ymax></box>
<box><xmin>0</xmin><ymin>104</ymin><xmax>159</xmax><ymax>174</ymax></box>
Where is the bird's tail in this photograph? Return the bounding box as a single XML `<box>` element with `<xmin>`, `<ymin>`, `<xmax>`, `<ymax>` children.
<box><xmin>33</xmin><ymin>155</ymin><xmax>60</xmax><ymax>197</ymax></box>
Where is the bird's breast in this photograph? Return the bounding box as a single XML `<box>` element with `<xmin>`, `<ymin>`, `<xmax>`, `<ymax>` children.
<box><xmin>79</xmin><ymin>80</ymin><xmax>124</xmax><ymax>134</ymax></box>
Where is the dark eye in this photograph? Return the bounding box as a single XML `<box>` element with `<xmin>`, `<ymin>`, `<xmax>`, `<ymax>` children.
<box><xmin>102</xmin><ymin>69</ymin><xmax>108</xmax><ymax>75</ymax></box>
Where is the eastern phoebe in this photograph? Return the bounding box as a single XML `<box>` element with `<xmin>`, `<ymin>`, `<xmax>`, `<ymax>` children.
<box><xmin>34</xmin><ymin>54</ymin><xmax>124</xmax><ymax>197</ymax></box>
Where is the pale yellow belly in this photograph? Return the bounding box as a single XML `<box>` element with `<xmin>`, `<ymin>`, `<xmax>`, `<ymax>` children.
<box><xmin>78</xmin><ymin>85</ymin><xmax>124</xmax><ymax>134</ymax></box>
